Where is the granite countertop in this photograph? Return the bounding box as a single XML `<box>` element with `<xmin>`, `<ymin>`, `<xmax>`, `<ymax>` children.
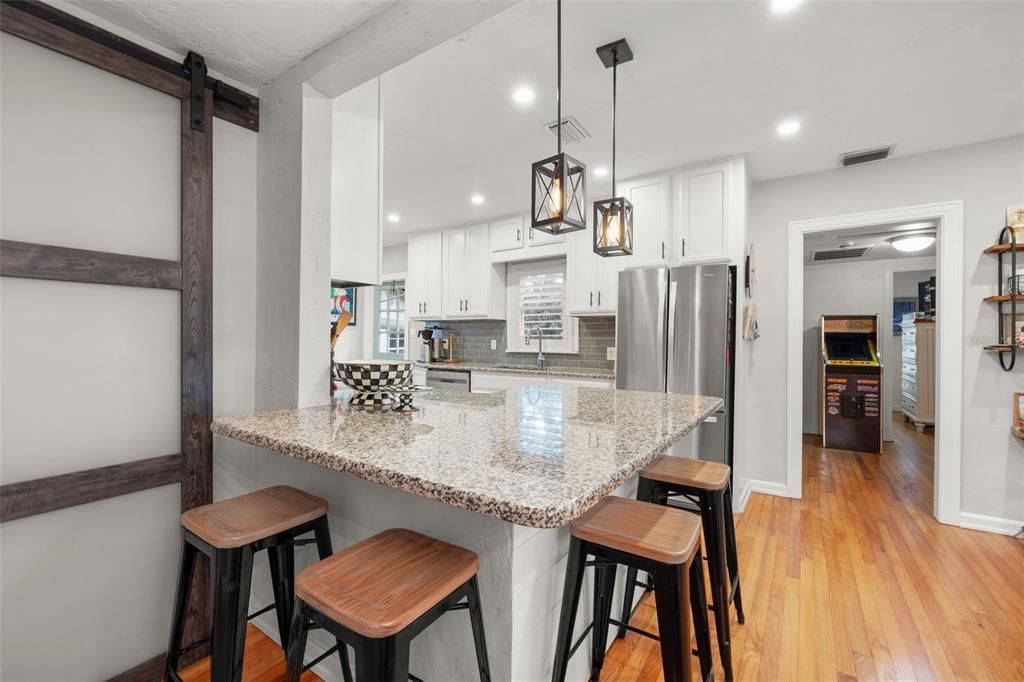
<box><xmin>212</xmin><ymin>387</ymin><xmax>722</xmax><ymax>528</ymax></box>
<box><xmin>414</xmin><ymin>361</ymin><xmax>615</xmax><ymax>381</ymax></box>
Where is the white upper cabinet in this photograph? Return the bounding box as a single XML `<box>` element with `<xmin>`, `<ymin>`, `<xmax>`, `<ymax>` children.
<box><xmin>406</xmin><ymin>232</ymin><xmax>443</xmax><ymax>319</ymax></box>
<box><xmin>618</xmin><ymin>173</ymin><xmax>671</xmax><ymax>266</ymax></box>
<box><xmin>671</xmin><ymin>157</ymin><xmax>746</xmax><ymax>265</ymax></box>
<box><xmin>568</xmin><ymin>230</ymin><xmax>619</xmax><ymax>316</ymax></box>
<box><xmin>331</xmin><ymin>78</ymin><xmax>382</xmax><ymax>285</ymax></box>
<box><xmin>443</xmin><ymin>223</ymin><xmax>505</xmax><ymax>319</ymax></box>
<box><xmin>526</xmin><ymin>223</ymin><xmax>565</xmax><ymax>247</ymax></box>
<box><xmin>490</xmin><ymin>215</ymin><xmax>524</xmax><ymax>253</ymax></box>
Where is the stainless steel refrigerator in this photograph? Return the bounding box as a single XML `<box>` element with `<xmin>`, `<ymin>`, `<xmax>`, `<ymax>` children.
<box><xmin>616</xmin><ymin>264</ymin><xmax>736</xmax><ymax>466</ymax></box>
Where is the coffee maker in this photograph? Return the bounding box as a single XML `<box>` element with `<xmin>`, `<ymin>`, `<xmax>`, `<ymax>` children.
<box><xmin>417</xmin><ymin>326</ymin><xmax>455</xmax><ymax>363</ymax></box>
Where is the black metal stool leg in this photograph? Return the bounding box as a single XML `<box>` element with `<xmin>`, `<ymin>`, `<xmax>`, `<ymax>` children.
<box><xmin>355</xmin><ymin>637</ymin><xmax>408</xmax><ymax>682</ymax></box>
<box><xmin>701</xmin><ymin>490</ymin><xmax>733</xmax><ymax>682</ymax></box>
<box><xmin>210</xmin><ymin>546</ymin><xmax>254</xmax><ymax>682</ymax></box>
<box><xmin>617</xmin><ymin>477</ymin><xmax>658</xmax><ymax>639</ymax></box>
<box><xmin>267</xmin><ymin>544</ymin><xmax>296</xmax><ymax>650</ymax></box>
<box><xmin>465</xmin><ymin>575</ymin><xmax>492</xmax><ymax>682</ymax></box>
<box><xmin>165</xmin><ymin>533</ymin><xmax>197</xmax><ymax>678</ymax></box>
<box><xmin>284</xmin><ymin>599</ymin><xmax>309</xmax><ymax>682</ymax></box>
<box><xmin>689</xmin><ymin>548</ymin><xmax>714</xmax><ymax>682</ymax></box>
<box><xmin>591</xmin><ymin>560</ymin><xmax>617</xmax><ymax>679</ymax></box>
<box><xmin>722</xmin><ymin>484</ymin><xmax>745</xmax><ymax>625</ymax></box>
<box><xmin>551</xmin><ymin>537</ymin><xmax>587</xmax><ymax>682</ymax></box>
<box><xmin>652</xmin><ymin>563</ymin><xmax>690</xmax><ymax>682</ymax></box>
<box><xmin>311</xmin><ymin>515</ymin><xmax>353</xmax><ymax>682</ymax></box>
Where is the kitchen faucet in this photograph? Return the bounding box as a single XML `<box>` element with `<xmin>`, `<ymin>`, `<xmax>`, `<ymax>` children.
<box><xmin>526</xmin><ymin>324</ymin><xmax>546</xmax><ymax>368</ymax></box>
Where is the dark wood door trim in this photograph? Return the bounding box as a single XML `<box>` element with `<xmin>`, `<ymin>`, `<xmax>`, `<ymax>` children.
<box><xmin>0</xmin><ymin>0</ymin><xmax>259</xmax><ymax>131</ymax></box>
<box><xmin>0</xmin><ymin>454</ymin><xmax>183</xmax><ymax>523</ymax></box>
<box><xmin>0</xmin><ymin>240</ymin><xmax>183</xmax><ymax>290</ymax></box>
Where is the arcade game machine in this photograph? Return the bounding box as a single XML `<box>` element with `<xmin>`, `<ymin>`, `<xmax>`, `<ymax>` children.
<box><xmin>820</xmin><ymin>314</ymin><xmax>882</xmax><ymax>453</ymax></box>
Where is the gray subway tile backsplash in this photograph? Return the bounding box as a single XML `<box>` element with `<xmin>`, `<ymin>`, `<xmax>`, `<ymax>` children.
<box><xmin>427</xmin><ymin>317</ymin><xmax>616</xmax><ymax>371</ymax></box>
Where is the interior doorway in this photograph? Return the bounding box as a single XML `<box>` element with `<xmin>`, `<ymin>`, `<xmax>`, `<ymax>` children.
<box><xmin>786</xmin><ymin>202</ymin><xmax>964</xmax><ymax>525</ymax></box>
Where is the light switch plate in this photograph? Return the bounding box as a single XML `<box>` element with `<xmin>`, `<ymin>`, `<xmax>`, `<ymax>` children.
<box><xmin>606</xmin><ymin>346</ymin><xmax>616</xmax><ymax>361</ymax></box>
<box><xmin>490</xmin><ymin>339</ymin><xmax>497</xmax><ymax>351</ymax></box>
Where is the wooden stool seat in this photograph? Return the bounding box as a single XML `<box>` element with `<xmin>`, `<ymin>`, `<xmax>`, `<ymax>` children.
<box><xmin>181</xmin><ymin>485</ymin><xmax>328</xmax><ymax>549</ymax></box>
<box><xmin>295</xmin><ymin>528</ymin><xmax>480</xmax><ymax>639</ymax></box>
<box><xmin>640</xmin><ymin>455</ymin><xmax>730</xmax><ymax>491</ymax></box>
<box><xmin>571</xmin><ymin>496</ymin><xmax>701</xmax><ymax>566</ymax></box>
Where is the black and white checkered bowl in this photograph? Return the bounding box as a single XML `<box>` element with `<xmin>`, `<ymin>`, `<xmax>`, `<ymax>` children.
<box><xmin>337</xmin><ymin>360</ymin><xmax>412</xmax><ymax>392</ymax></box>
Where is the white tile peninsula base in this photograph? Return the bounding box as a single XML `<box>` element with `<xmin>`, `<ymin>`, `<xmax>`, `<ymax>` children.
<box><xmin>213</xmin><ymin>440</ymin><xmax>640</xmax><ymax>682</ymax></box>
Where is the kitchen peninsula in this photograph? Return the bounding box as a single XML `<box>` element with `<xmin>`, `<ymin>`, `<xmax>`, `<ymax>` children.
<box><xmin>213</xmin><ymin>386</ymin><xmax>721</xmax><ymax>681</ymax></box>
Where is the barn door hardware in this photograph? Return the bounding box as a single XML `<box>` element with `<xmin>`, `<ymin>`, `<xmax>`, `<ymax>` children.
<box><xmin>185</xmin><ymin>51</ymin><xmax>207</xmax><ymax>132</ymax></box>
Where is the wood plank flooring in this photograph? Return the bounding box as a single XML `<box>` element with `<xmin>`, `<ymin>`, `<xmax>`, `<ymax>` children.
<box><xmin>177</xmin><ymin>624</ymin><xmax>322</xmax><ymax>682</ymax></box>
<box><xmin>602</xmin><ymin>415</ymin><xmax>1024</xmax><ymax>681</ymax></box>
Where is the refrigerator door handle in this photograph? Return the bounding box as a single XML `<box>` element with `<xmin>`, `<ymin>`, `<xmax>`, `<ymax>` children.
<box><xmin>667</xmin><ymin>278</ymin><xmax>678</xmax><ymax>388</ymax></box>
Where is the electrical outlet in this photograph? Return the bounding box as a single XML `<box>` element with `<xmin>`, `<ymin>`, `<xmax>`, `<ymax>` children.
<box><xmin>606</xmin><ymin>346</ymin><xmax>616</xmax><ymax>361</ymax></box>
<box><xmin>490</xmin><ymin>339</ymin><xmax>497</xmax><ymax>351</ymax></box>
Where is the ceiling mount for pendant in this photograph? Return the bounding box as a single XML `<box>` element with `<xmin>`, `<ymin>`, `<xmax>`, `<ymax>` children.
<box><xmin>593</xmin><ymin>37</ymin><xmax>634</xmax><ymax>258</ymax></box>
<box><xmin>530</xmin><ymin>0</ymin><xmax>587</xmax><ymax>236</ymax></box>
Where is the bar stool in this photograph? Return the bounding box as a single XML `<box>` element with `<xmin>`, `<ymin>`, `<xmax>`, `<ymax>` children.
<box><xmin>165</xmin><ymin>485</ymin><xmax>352</xmax><ymax>682</ymax></box>
<box><xmin>285</xmin><ymin>528</ymin><xmax>491</xmax><ymax>682</ymax></box>
<box><xmin>551</xmin><ymin>496</ymin><xmax>714</xmax><ymax>682</ymax></box>
<box><xmin>618</xmin><ymin>457</ymin><xmax>745</xmax><ymax>682</ymax></box>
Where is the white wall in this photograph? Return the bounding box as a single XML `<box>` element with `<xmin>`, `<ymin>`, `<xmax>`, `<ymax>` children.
<box><xmin>382</xmin><ymin>243</ymin><xmax>408</xmax><ymax>275</ymax></box>
<box><xmin>801</xmin><ymin>259</ymin><xmax>935</xmax><ymax>437</ymax></box>
<box><xmin>740</xmin><ymin>135</ymin><xmax>1024</xmax><ymax>525</ymax></box>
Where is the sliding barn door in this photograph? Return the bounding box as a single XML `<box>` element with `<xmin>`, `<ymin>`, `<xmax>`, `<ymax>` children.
<box><xmin>0</xmin><ymin>28</ymin><xmax>207</xmax><ymax>679</ymax></box>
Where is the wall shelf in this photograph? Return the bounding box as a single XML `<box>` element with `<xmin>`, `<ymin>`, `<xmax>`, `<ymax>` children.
<box><xmin>986</xmin><ymin>226</ymin><xmax>1019</xmax><ymax>370</ymax></box>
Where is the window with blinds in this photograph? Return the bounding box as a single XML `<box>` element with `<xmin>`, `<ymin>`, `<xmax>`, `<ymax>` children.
<box><xmin>506</xmin><ymin>257</ymin><xmax>578</xmax><ymax>354</ymax></box>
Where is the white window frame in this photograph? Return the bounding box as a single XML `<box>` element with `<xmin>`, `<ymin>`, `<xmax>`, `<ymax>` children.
<box><xmin>505</xmin><ymin>257</ymin><xmax>578</xmax><ymax>354</ymax></box>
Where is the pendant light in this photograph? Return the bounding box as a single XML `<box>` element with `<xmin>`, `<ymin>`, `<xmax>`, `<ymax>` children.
<box><xmin>593</xmin><ymin>38</ymin><xmax>634</xmax><ymax>257</ymax></box>
<box><xmin>530</xmin><ymin>0</ymin><xmax>587</xmax><ymax>235</ymax></box>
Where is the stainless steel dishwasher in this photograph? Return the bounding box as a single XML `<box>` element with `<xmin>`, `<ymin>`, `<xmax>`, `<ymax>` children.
<box><xmin>425</xmin><ymin>368</ymin><xmax>471</xmax><ymax>392</ymax></box>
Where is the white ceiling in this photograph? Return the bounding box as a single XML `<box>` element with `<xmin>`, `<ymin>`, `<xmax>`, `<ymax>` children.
<box><xmin>69</xmin><ymin>0</ymin><xmax>398</xmax><ymax>87</ymax></box>
<box><xmin>804</xmin><ymin>221</ymin><xmax>938</xmax><ymax>264</ymax></box>
<box><xmin>380</xmin><ymin>0</ymin><xmax>1024</xmax><ymax>245</ymax></box>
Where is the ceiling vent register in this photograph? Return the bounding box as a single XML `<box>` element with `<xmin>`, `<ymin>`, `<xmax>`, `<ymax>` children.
<box><xmin>545</xmin><ymin>116</ymin><xmax>591</xmax><ymax>145</ymax></box>
<box><xmin>811</xmin><ymin>247</ymin><xmax>872</xmax><ymax>262</ymax></box>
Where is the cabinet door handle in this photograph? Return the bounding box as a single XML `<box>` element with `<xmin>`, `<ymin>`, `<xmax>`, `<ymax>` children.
<box><xmin>662</xmin><ymin>241</ymin><xmax>665</xmax><ymax>259</ymax></box>
<box><xmin>516</xmin><ymin>228</ymin><xmax>521</xmax><ymax>243</ymax></box>
<box><xmin>465</xmin><ymin>298</ymin><xmax>470</xmax><ymax>311</ymax></box>
<box><xmin>529</xmin><ymin>227</ymin><xmax>534</xmax><ymax>241</ymax></box>
<box><xmin>598</xmin><ymin>291</ymin><xmax>602</xmax><ymax>306</ymax></box>
<box><xmin>681</xmin><ymin>238</ymin><xmax>686</xmax><ymax>256</ymax></box>
<box><xmin>590</xmin><ymin>291</ymin><xmax>594</xmax><ymax>306</ymax></box>
<box><xmin>459</xmin><ymin>299</ymin><xmax>464</xmax><ymax>312</ymax></box>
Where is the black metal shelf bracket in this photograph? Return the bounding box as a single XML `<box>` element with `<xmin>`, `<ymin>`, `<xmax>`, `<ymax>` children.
<box><xmin>997</xmin><ymin>225</ymin><xmax>1017</xmax><ymax>371</ymax></box>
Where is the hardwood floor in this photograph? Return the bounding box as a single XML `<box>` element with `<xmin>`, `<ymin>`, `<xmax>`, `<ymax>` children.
<box><xmin>602</xmin><ymin>415</ymin><xmax>1024</xmax><ymax>681</ymax></box>
<box><xmin>178</xmin><ymin>624</ymin><xmax>322</xmax><ymax>682</ymax></box>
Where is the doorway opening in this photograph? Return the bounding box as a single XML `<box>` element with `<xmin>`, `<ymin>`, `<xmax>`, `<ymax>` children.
<box><xmin>786</xmin><ymin>202</ymin><xmax>964</xmax><ymax>524</ymax></box>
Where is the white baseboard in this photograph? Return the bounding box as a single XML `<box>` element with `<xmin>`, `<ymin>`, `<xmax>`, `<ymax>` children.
<box><xmin>749</xmin><ymin>479</ymin><xmax>790</xmax><ymax>497</ymax></box>
<box><xmin>960</xmin><ymin>511</ymin><xmax>1024</xmax><ymax>537</ymax></box>
<box><xmin>735</xmin><ymin>478</ymin><xmax>752</xmax><ymax>512</ymax></box>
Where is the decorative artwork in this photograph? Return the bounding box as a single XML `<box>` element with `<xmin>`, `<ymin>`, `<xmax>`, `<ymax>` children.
<box><xmin>1001</xmin><ymin>312</ymin><xmax>1024</xmax><ymax>348</ymax></box>
<box><xmin>331</xmin><ymin>287</ymin><xmax>357</xmax><ymax>326</ymax></box>
<box><xmin>1014</xmin><ymin>392</ymin><xmax>1024</xmax><ymax>438</ymax></box>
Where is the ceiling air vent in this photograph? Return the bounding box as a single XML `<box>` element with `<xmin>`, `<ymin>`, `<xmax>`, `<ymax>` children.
<box><xmin>545</xmin><ymin>116</ymin><xmax>591</xmax><ymax>145</ymax></box>
<box><xmin>811</xmin><ymin>246</ymin><xmax>872</xmax><ymax>262</ymax></box>
<box><xmin>839</xmin><ymin>145</ymin><xmax>894</xmax><ymax>167</ymax></box>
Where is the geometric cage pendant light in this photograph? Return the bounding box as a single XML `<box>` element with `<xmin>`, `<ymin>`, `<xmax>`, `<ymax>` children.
<box><xmin>593</xmin><ymin>38</ymin><xmax>634</xmax><ymax>257</ymax></box>
<box><xmin>531</xmin><ymin>0</ymin><xmax>587</xmax><ymax>235</ymax></box>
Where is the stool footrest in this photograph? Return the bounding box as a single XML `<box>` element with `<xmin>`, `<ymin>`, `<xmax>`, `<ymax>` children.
<box><xmin>607</xmin><ymin>617</ymin><xmax>659</xmax><ymax>642</ymax></box>
<box><xmin>303</xmin><ymin>643</ymin><xmax>339</xmax><ymax>672</ymax></box>
<box><xmin>247</xmin><ymin>602</ymin><xmax>276</xmax><ymax>620</ymax></box>
<box><xmin>568</xmin><ymin>622</ymin><xmax>595</xmax><ymax>660</ymax></box>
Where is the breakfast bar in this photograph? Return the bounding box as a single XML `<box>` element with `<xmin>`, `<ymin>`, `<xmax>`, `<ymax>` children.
<box><xmin>212</xmin><ymin>386</ymin><xmax>722</xmax><ymax>680</ymax></box>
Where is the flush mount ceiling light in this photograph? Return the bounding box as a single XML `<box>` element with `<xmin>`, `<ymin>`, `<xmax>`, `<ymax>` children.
<box><xmin>386</xmin><ymin>212</ymin><xmax>400</xmax><ymax>223</ymax></box>
<box><xmin>593</xmin><ymin>166</ymin><xmax>608</xmax><ymax>177</ymax></box>
<box><xmin>771</xmin><ymin>0</ymin><xmax>804</xmax><ymax>14</ymax></box>
<box><xmin>889</xmin><ymin>233</ymin><xmax>936</xmax><ymax>252</ymax></box>
<box><xmin>530</xmin><ymin>0</ymin><xmax>587</xmax><ymax>236</ymax></box>
<box><xmin>512</xmin><ymin>85</ymin><xmax>536</xmax><ymax>106</ymax></box>
<box><xmin>776</xmin><ymin>118</ymin><xmax>801</xmax><ymax>137</ymax></box>
<box><xmin>593</xmin><ymin>38</ymin><xmax>634</xmax><ymax>258</ymax></box>
<box><xmin>470</xmin><ymin>193</ymin><xmax>485</xmax><ymax>206</ymax></box>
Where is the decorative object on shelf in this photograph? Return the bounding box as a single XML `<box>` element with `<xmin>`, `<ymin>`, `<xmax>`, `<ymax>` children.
<box><xmin>530</xmin><ymin>0</ymin><xmax>587</xmax><ymax>236</ymax></box>
<box><xmin>1007</xmin><ymin>205</ymin><xmax>1024</xmax><ymax>239</ymax></box>
<box><xmin>592</xmin><ymin>38</ymin><xmax>634</xmax><ymax>257</ymax></box>
<box><xmin>331</xmin><ymin>286</ymin><xmax>357</xmax><ymax>326</ymax></box>
<box><xmin>744</xmin><ymin>244</ymin><xmax>756</xmax><ymax>298</ymax></box>
<box><xmin>983</xmin><ymin>224</ymin><xmax>1020</xmax><ymax>369</ymax></box>
<box><xmin>1006</xmin><ymin>273</ymin><xmax>1024</xmax><ymax>296</ymax></box>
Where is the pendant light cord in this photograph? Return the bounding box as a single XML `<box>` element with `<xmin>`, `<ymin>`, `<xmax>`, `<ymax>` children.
<box><xmin>611</xmin><ymin>49</ymin><xmax>617</xmax><ymax>195</ymax></box>
<box><xmin>556</xmin><ymin>0</ymin><xmax>562</xmax><ymax>156</ymax></box>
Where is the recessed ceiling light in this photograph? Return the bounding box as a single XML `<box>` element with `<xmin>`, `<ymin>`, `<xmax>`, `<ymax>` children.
<box><xmin>593</xmin><ymin>166</ymin><xmax>609</xmax><ymax>177</ymax></box>
<box><xmin>771</xmin><ymin>0</ymin><xmax>804</xmax><ymax>14</ymax></box>
<box><xmin>386</xmin><ymin>212</ymin><xmax>400</xmax><ymax>223</ymax></box>
<box><xmin>889</xmin><ymin>234</ymin><xmax>935</xmax><ymax>253</ymax></box>
<box><xmin>512</xmin><ymin>85</ymin><xmax>536</xmax><ymax>106</ymax></box>
<box><xmin>776</xmin><ymin>118</ymin><xmax>801</xmax><ymax>138</ymax></box>
<box><xmin>470</xmin><ymin>193</ymin><xmax>485</xmax><ymax>206</ymax></box>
